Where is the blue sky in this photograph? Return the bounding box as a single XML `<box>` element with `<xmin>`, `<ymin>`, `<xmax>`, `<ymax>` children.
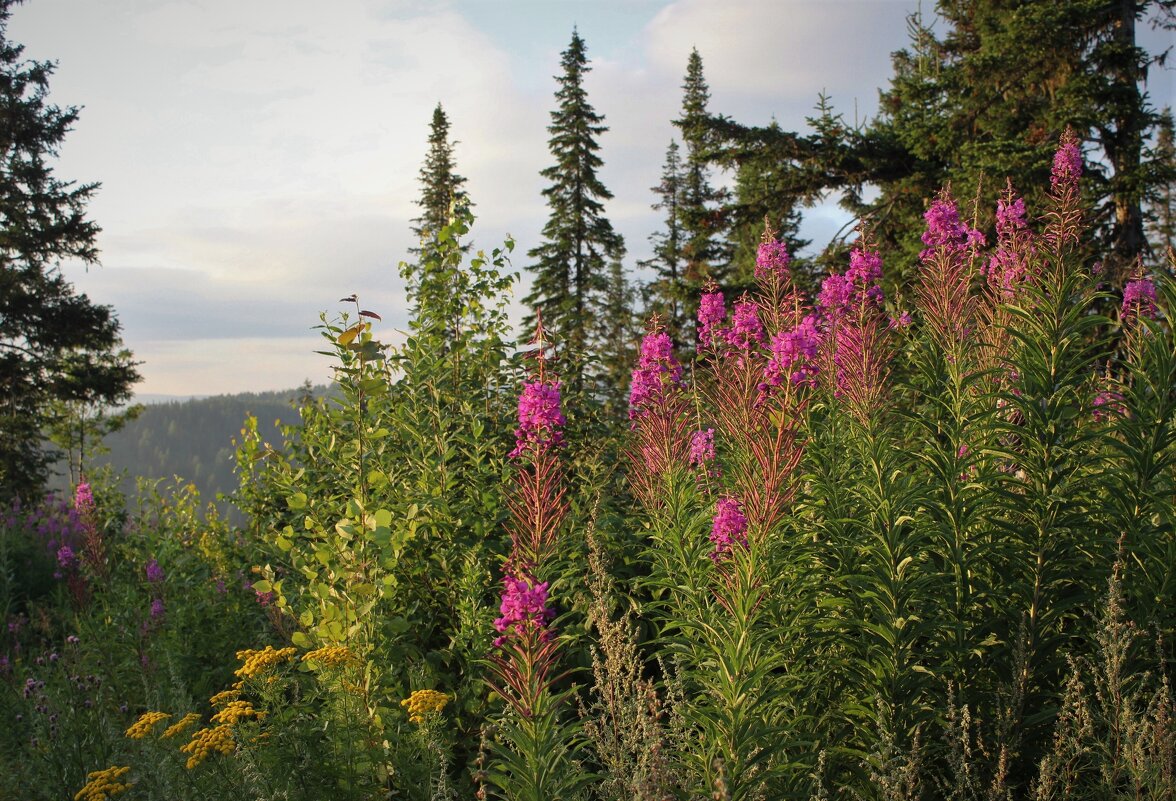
<box><xmin>11</xmin><ymin>0</ymin><xmax>1174</xmax><ymax>396</ymax></box>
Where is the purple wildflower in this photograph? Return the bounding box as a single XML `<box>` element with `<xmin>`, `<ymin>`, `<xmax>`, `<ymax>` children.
<box><xmin>755</xmin><ymin>238</ymin><xmax>790</xmax><ymax>281</ymax></box>
<box><xmin>73</xmin><ymin>483</ymin><xmax>94</xmax><ymax>513</ymax></box>
<box><xmin>920</xmin><ymin>197</ymin><xmax>985</xmax><ymax>261</ymax></box>
<box><xmin>509</xmin><ymin>380</ymin><xmax>566</xmax><ymax>459</ymax></box>
<box><xmin>762</xmin><ymin>314</ymin><xmax>821</xmax><ymax>391</ymax></box>
<box><xmin>1122</xmin><ymin>277</ymin><xmax>1157</xmax><ymax>320</ymax></box>
<box><xmin>689</xmin><ymin>429</ymin><xmax>716</xmax><ymax>468</ymax></box>
<box><xmin>149</xmin><ymin>598</ymin><xmax>165</xmax><ymax>620</ymax></box>
<box><xmin>492</xmin><ymin>576</ymin><xmax>553</xmax><ymax>648</ymax></box>
<box><xmin>818</xmin><ymin>273</ymin><xmax>854</xmax><ymax>316</ymax></box>
<box><xmin>697</xmin><ymin>290</ymin><xmax>727</xmax><ymax>349</ymax></box>
<box><xmin>725</xmin><ymin>298</ymin><xmax>765</xmax><ymax>350</ymax></box>
<box><xmin>144</xmin><ymin>558</ymin><xmax>165</xmax><ymax>584</ymax></box>
<box><xmin>995</xmin><ymin>196</ymin><xmax>1027</xmax><ymax>237</ymax></box>
<box><xmin>889</xmin><ymin>311</ymin><xmax>914</xmax><ymax>330</ymax></box>
<box><xmin>629</xmin><ymin>331</ymin><xmax>684</xmax><ymax>420</ymax></box>
<box><xmin>1093</xmin><ymin>389</ymin><xmax>1126</xmax><ymax>422</ymax></box>
<box><xmin>709</xmin><ymin>496</ymin><xmax>748</xmax><ymax>561</ymax></box>
<box><xmin>1051</xmin><ymin>135</ymin><xmax>1083</xmax><ymax>194</ymax></box>
<box><xmin>56</xmin><ymin>545</ymin><xmax>75</xmax><ymax>569</ymax></box>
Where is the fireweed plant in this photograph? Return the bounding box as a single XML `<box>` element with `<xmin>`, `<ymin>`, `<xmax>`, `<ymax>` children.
<box><xmin>481</xmin><ymin>317</ymin><xmax>586</xmax><ymax>801</ymax></box>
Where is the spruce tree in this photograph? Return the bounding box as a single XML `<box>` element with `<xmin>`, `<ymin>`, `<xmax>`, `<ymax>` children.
<box><xmin>1146</xmin><ymin>109</ymin><xmax>1175</xmax><ymax>266</ymax></box>
<box><xmin>641</xmin><ymin>139</ymin><xmax>687</xmax><ymax>350</ymax></box>
<box><xmin>703</xmin><ymin>0</ymin><xmax>1176</xmax><ymax>285</ymax></box>
<box><xmin>0</xmin><ymin>0</ymin><xmax>139</xmax><ymax>499</ymax></box>
<box><xmin>674</xmin><ymin>49</ymin><xmax>728</xmax><ymax>308</ymax></box>
<box><xmin>409</xmin><ymin>103</ymin><xmax>469</xmax><ymax>259</ymax></box>
<box><xmin>523</xmin><ymin>29</ymin><xmax>625</xmax><ymax>393</ymax></box>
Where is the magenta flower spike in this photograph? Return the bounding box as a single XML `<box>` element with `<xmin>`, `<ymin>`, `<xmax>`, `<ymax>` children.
<box><xmin>755</xmin><ymin>238</ymin><xmax>790</xmax><ymax>282</ymax></box>
<box><xmin>629</xmin><ymin>330</ymin><xmax>684</xmax><ymax>421</ymax></box>
<box><xmin>709</xmin><ymin>496</ymin><xmax>749</xmax><ymax>561</ymax></box>
<box><xmin>725</xmin><ymin>297</ymin><xmax>766</xmax><ymax>351</ymax></box>
<box><xmin>510</xmin><ymin>380</ymin><xmax>567</xmax><ymax>459</ymax></box>
<box><xmin>1121</xmin><ymin>277</ymin><xmax>1157</xmax><ymax>320</ymax></box>
<box><xmin>1050</xmin><ymin>131</ymin><xmax>1083</xmax><ymax>195</ymax></box>
<box><xmin>492</xmin><ymin>576</ymin><xmax>554</xmax><ymax>648</ymax></box>
<box><xmin>697</xmin><ymin>286</ymin><xmax>727</xmax><ymax>350</ymax></box>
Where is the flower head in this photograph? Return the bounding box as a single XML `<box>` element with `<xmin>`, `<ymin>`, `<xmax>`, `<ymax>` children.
<box><xmin>56</xmin><ymin>544</ymin><xmax>75</xmax><ymax>569</ymax></box>
<box><xmin>493</xmin><ymin>575</ymin><xmax>553</xmax><ymax>647</ymax></box>
<box><xmin>73</xmin><ymin>482</ymin><xmax>94</xmax><ymax>513</ymax></box>
<box><xmin>510</xmin><ymin>380</ymin><xmax>566</xmax><ymax>459</ymax></box>
<box><xmin>144</xmin><ymin>558</ymin><xmax>165</xmax><ymax>584</ymax></box>
<box><xmin>920</xmin><ymin>196</ymin><xmax>985</xmax><ymax>261</ymax></box>
<box><xmin>755</xmin><ymin>238</ymin><xmax>790</xmax><ymax>282</ymax></box>
<box><xmin>725</xmin><ymin>297</ymin><xmax>765</xmax><ymax>350</ymax></box>
<box><xmin>401</xmin><ymin>689</ymin><xmax>450</xmax><ymax>724</ymax></box>
<box><xmin>1051</xmin><ymin>131</ymin><xmax>1083</xmax><ymax>194</ymax></box>
<box><xmin>629</xmin><ymin>331</ymin><xmax>684</xmax><ymax>420</ymax></box>
<box><xmin>762</xmin><ymin>314</ymin><xmax>821</xmax><ymax>393</ymax></box>
<box><xmin>689</xmin><ymin>428</ymin><xmax>716</xmax><ymax>472</ymax></box>
<box><xmin>1122</xmin><ymin>277</ymin><xmax>1157</xmax><ymax>320</ymax></box>
<box><xmin>149</xmin><ymin>598</ymin><xmax>165</xmax><ymax>620</ymax></box>
<box><xmin>709</xmin><ymin>496</ymin><xmax>748</xmax><ymax>561</ymax></box>
<box><xmin>995</xmin><ymin>195</ymin><xmax>1027</xmax><ymax>237</ymax></box>
<box><xmin>697</xmin><ymin>289</ymin><xmax>727</xmax><ymax>349</ymax></box>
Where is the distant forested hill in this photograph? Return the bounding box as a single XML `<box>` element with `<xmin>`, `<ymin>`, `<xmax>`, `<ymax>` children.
<box><xmin>48</xmin><ymin>385</ymin><xmax>329</xmax><ymax>508</ymax></box>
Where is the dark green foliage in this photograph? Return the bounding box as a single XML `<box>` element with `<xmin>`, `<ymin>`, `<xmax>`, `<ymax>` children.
<box><xmin>673</xmin><ymin>49</ymin><xmax>729</xmax><ymax>314</ymax></box>
<box><xmin>641</xmin><ymin>139</ymin><xmax>688</xmax><ymax>351</ymax></box>
<box><xmin>0</xmin><ymin>0</ymin><xmax>138</xmax><ymax>499</ymax></box>
<box><xmin>523</xmin><ymin>29</ymin><xmax>625</xmax><ymax>392</ymax></box>
<box><xmin>409</xmin><ymin>102</ymin><xmax>470</xmax><ymax>262</ymax></box>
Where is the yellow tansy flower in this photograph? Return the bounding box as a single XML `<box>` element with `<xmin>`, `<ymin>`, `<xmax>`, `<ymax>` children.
<box><xmin>400</xmin><ymin>689</ymin><xmax>450</xmax><ymax>724</ymax></box>
<box><xmin>211</xmin><ymin>699</ymin><xmax>264</xmax><ymax>726</ymax></box>
<box><xmin>74</xmin><ymin>765</ymin><xmax>131</xmax><ymax>801</ymax></box>
<box><xmin>208</xmin><ymin>684</ymin><xmax>242</xmax><ymax>707</ymax></box>
<box><xmin>161</xmin><ymin>712</ymin><xmax>202</xmax><ymax>739</ymax></box>
<box><xmin>180</xmin><ymin>724</ymin><xmax>234</xmax><ymax>769</ymax></box>
<box><xmin>124</xmin><ymin>711</ymin><xmax>170</xmax><ymax>739</ymax></box>
<box><xmin>234</xmin><ymin>646</ymin><xmax>296</xmax><ymax>679</ymax></box>
<box><xmin>301</xmin><ymin>645</ymin><xmax>353</xmax><ymax>668</ymax></box>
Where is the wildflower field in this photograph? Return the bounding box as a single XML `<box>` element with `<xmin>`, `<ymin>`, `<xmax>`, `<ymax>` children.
<box><xmin>3</xmin><ymin>131</ymin><xmax>1176</xmax><ymax>801</ymax></box>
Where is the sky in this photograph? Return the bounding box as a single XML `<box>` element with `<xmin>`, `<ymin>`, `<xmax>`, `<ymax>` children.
<box><xmin>11</xmin><ymin>0</ymin><xmax>1175</xmax><ymax>398</ymax></box>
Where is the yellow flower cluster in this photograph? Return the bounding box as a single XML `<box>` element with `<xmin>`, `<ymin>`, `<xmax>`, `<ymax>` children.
<box><xmin>74</xmin><ymin>765</ymin><xmax>131</xmax><ymax>801</ymax></box>
<box><xmin>234</xmin><ymin>646</ymin><xmax>296</xmax><ymax>679</ymax></box>
<box><xmin>211</xmin><ymin>699</ymin><xmax>264</xmax><ymax>726</ymax></box>
<box><xmin>302</xmin><ymin>644</ymin><xmax>353</xmax><ymax>668</ymax></box>
<box><xmin>124</xmin><ymin>711</ymin><xmax>170</xmax><ymax>739</ymax></box>
<box><xmin>209</xmin><ymin>681</ymin><xmax>244</xmax><ymax>707</ymax></box>
<box><xmin>400</xmin><ymin>689</ymin><xmax>450</xmax><ymax>724</ymax></box>
<box><xmin>180</xmin><ymin>724</ymin><xmax>234</xmax><ymax>769</ymax></box>
<box><xmin>161</xmin><ymin>712</ymin><xmax>202</xmax><ymax>739</ymax></box>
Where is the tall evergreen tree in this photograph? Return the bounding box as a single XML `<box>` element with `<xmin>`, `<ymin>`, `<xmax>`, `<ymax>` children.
<box><xmin>704</xmin><ymin>1</ymin><xmax>1176</xmax><ymax>285</ymax></box>
<box><xmin>523</xmin><ymin>29</ymin><xmax>625</xmax><ymax>392</ymax></box>
<box><xmin>1146</xmin><ymin>109</ymin><xmax>1175</xmax><ymax>267</ymax></box>
<box><xmin>409</xmin><ymin>103</ymin><xmax>469</xmax><ymax>259</ymax></box>
<box><xmin>641</xmin><ymin>139</ymin><xmax>687</xmax><ymax>350</ymax></box>
<box><xmin>0</xmin><ymin>0</ymin><xmax>139</xmax><ymax>500</ymax></box>
<box><xmin>674</xmin><ymin>48</ymin><xmax>728</xmax><ymax>306</ymax></box>
<box><xmin>598</xmin><ymin>259</ymin><xmax>640</xmax><ymax>420</ymax></box>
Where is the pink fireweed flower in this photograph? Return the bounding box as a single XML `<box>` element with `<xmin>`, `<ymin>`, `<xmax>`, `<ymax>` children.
<box><xmin>755</xmin><ymin>238</ymin><xmax>790</xmax><ymax>282</ymax></box>
<box><xmin>888</xmin><ymin>311</ymin><xmax>913</xmax><ymax>330</ymax></box>
<box><xmin>56</xmin><ymin>545</ymin><xmax>75</xmax><ymax>569</ymax></box>
<box><xmin>920</xmin><ymin>197</ymin><xmax>985</xmax><ymax>261</ymax></box>
<box><xmin>817</xmin><ymin>273</ymin><xmax>854</xmax><ymax>317</ymax></box>
<box><xmin>509</xmin><ymin>380</ymin><xmax>566</xmax><ymax>459</ymax></box>
<box><xmin>697</xmin><ymin>289</ymin><xmax>727</xmax><ymax>349</ymax></box>
<box><xmin>709</xmin><ymin>496</ymin><xmax>748</xmax><ymax>561</ymax></box>
<box><xmin>1121</xmin><ymin>277</ymin><xmax>1157</xmax><ymax>320</ymax></box>
<box><xmin>73</xmin><ymin>483</ymin><xmax>94</xmax><ymax>513</ymax></box>
<box><xmin>1051</xmin><ymin>133</ymin><xmax>1083</xmax><ymax>194</ymax></box>
<box><xmin>995</xmin><ymin>196</ymin><xmax>1028</xmax><ymax>237</ymax></box>
<box><xmin>145</xmin><ymin>558</ymin><xmax>165</xmax><ymax>584</ymax></box>
<box><xmin>630</xmin><ymin>331</ymin><xmax>684</xmax><ymax>420</ymax></box>
<box><xmin>689</xmin><ymin>428</ymin><xmax>716</xmax><ymax>468</ymax></box>
<box><xmin>493</xmin><ymin>576</ymin><xmax>553</xmax><ymax>648</ymax></box>
<box><xmin>149</xmin><ymin>597</ymin><xmax>165</xmax><ymax>620</ymax></box>
<box><xmin>725</xmin><ymin>297</ymin><xmax>765</xmax><ymax>350</ymax></box>
<box><xmin>761</xmin><ymin>314</ymin><xmax>821</xmax><ymax>393</ymax></box>
<box><xmin>1093</xmin><ymin>388</ymin><xmax>1126</xmax><ymax>422</ymax></box>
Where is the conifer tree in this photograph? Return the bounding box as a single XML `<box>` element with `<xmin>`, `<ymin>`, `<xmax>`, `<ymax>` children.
<box><xmin>674</xmin><ymin>49</ymin><xmax>728</xmax><ymax>306</ymax></box>
<box><xmin>1146</xmin><ymin>109</ymin><xmax>1175</xmax><ymax>266</ymax></box>
<box><xmin>598</xmin><ymin>259</ymin><xmax>639</xmax><ymax>420</ymax></box>
<box><xmin>641</xmin><ymin>139</ymin><xmax>687</xmax><ymax>350</ymax></box>
<box><xmin>523</xmin><ymin>29</ymin><xmax>625</xmax><ymax>392</ymax></box>
<box><xmin>409</xmin><ymin>103</ymin><xmax>469</xmax><ymax>259</ymax></box>
<box><xmin>0</xmin><ymin>0</ymin><xmax>139</xmax><ymax>499</ymax></box>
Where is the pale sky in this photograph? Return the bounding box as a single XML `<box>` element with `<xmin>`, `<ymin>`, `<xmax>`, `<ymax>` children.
<box><xmin>12</xmin><ymin>0</ymin><xmax>1175</xmax><ymax>397</ymax></box>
